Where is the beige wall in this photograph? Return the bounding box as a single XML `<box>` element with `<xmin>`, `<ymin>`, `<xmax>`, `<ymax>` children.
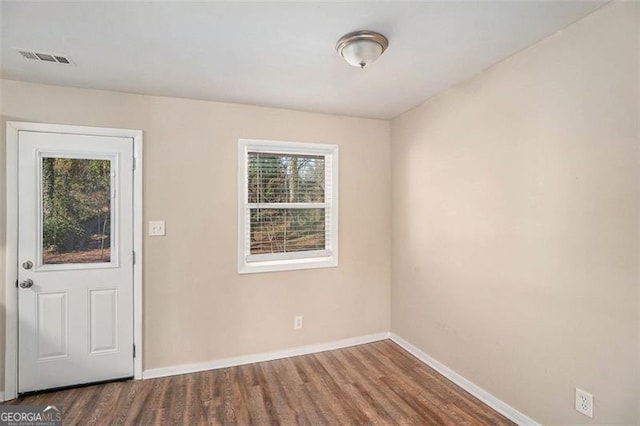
<box><xmin>0</xmin><ymin>80</ymin><xmax>391</xmax><ymax>376</ymax></box>
<box><xmin>391</xmin><ymin>2</ymin><xmax>639</xmax><ymax>424</ymax></box>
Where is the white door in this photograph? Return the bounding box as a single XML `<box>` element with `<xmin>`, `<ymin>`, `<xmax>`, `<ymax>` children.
<box><xmin>17</xmin><ymin>130</ymin><xmax>134</xmax><ymax>393</ymax></box>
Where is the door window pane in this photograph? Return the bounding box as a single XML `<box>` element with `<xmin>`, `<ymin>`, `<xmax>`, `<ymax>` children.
<box><xmin>42</xmin><ymin>157</ymin><xmax>112</xmax><ymax>264</ymax></box>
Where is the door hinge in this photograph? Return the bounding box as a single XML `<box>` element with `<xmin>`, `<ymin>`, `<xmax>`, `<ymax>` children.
<box><xmin>133</xmin><ymin>344</ymin><xmax>136</xmax><ymax>358</ymax></box>
<box><xmin>15</xmin><ymin>280</ymin><xmax>18</xmax><ymax>288</ymax></box>
<box><xmin>132</xmin><ymin>250</ymin><xmax>136</xmax><ymax>265</ymax></box>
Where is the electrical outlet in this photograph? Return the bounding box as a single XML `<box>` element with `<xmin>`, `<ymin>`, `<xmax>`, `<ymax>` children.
<box><xmin>294</xmin><ymin>316</ymin><xmax>303</xmax><ymax>329</ymax></box>
<box><xmin>148</xmin><ymin>220</ymin><xmax>166</xmax><ymax>236</ymax></box>
<box><xmin>575</xmin><ymin>388</ymin><xmax>593</xmax><ymax>418</ymax></box>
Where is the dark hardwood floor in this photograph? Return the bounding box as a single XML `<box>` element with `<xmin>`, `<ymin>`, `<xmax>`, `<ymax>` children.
<box><xmin>5</xmin><ymin>340</ymin><xmax>515</xmax><ymax>425</ymax></box>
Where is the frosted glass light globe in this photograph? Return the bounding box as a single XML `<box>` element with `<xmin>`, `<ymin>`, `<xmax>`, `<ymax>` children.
<box><xmin>336</xmin><ymin>31</ymin><xmax>388</xmax><ymax>69</ymax></box>
<box><xmin>340</xmin><ymin>39</ymin><xmax>384</xmax><ymax>68</ymax></box>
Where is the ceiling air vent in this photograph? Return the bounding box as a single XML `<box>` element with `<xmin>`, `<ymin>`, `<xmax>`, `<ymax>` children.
<box><xmin>18</xmin><ymin>51</ymin><xmax>38</xmax><ymax>60</ymax></box>
<box><xmin>15</xmin><ymin>48</ymin><xmax>73</xmax><ymax>65</ymax></box>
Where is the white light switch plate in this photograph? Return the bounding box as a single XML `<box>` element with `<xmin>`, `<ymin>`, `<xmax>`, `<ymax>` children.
<box><xmin>148</xmin><ymin>220</ymin><xmax>166</xmax><ymax>236</ymax></box>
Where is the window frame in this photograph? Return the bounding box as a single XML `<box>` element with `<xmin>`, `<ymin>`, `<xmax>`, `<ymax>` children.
<box><xmin>237</xmin><ymin>138</ymin><xmax>339</xmax><ymax>274</ymax></box>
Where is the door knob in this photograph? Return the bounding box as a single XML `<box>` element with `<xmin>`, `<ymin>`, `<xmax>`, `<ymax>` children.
<box><xmin>19</xmin><ymin>279</ymin><xmax>34</xmax><ymax>289</ymax></box>
<box><xmin>22</xmin><ymin>260</ymin><xmax>33</xmax><ymax>270</ymax></box>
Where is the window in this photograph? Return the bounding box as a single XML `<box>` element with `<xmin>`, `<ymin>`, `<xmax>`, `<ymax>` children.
<box><xmin>238</xmin><ymin>139</ymin><xmax>338</xmax><ymax>273</ymax></box>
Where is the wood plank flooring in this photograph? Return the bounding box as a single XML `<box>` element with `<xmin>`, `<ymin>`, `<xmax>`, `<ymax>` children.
<box><xmin>4</xmin><ymin>340</ymin><xmax>515</xmax><ymax>425</ymax></box>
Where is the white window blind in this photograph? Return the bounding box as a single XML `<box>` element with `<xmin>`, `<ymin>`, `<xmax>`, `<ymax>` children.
<box><xmin>238</xmin><ymin>139</ymin><xmax>338</xmax><ymax>274</ymax></box>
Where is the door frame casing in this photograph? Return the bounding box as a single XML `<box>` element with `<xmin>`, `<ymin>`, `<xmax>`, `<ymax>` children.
<box><xmin>4</xmin><ymin>121</ymin><xmax>144</xmax><ymax>400</ymax></box>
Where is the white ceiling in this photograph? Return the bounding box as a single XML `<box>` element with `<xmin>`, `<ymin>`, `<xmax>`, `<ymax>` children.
<box><xmin>1</xmin><ymin>1</ymin><xmax>606</xmax><ymax>119</ymax></box>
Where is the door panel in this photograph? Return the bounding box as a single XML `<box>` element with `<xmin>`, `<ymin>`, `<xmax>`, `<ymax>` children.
<box><xmin>18</xmin><ymin>130</ymin><xmax>134</xmax><ymax>393</ymax></box>
<box><xmin>89</xmin><ymin>288</ymin><xmax>118</xmax><ymax>353</ymax></box>
<box><xmin>36</xmin><ymin>292</ymin><xmax>68</xmax><ymax>359</ymax></box>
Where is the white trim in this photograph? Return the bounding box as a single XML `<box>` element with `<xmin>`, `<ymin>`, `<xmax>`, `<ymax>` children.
<box><xmin>247</xmin><ymin>249</ymin><xmax>331</xmax><ymax>263</ymax></box>
<box><xmin>143</xmin><ymin>332</ymin><xmax>390</xmax><ymax>379</ymax></box>
<box><xmin>246</xmin><ymin>202</ymin><xmax>329</xmax><ymax>209</ymax></box>
<box><xmin>390</xmin><ymin>333</ymin><xmax>539</xmax><ymax>426</ymax></box>
<box><xmin>5</xmin><ymin>123</ymin><xmax>18</xmax><ymax>401</ymax></box>
<box><xmin>132</xmin><ymin>127</ymin><xmax>144</xmax><ymax>381</ymax></box>
<box><xmin>242</xmin><ymin>138</ymin><xmax>337</xmax><ymax>156</ymax></box>
<box><xmin>4</xmin><ymin>121</ymin><xmax>144</xmax><ymax>400</ymax></box>
<box><xmin>237</xmin><ymin>138</ymin><xmax>339</xmax><ymax>274</ymax></box>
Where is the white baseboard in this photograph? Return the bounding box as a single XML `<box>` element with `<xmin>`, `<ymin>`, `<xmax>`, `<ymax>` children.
<box><xmin>390</xmin><ymin>333</ymin><xmax>539</xmax><ymax>426</ymax></box>
<box><xmin>143</xmin><ymin>332</ymin><xmax>390</xmax><ymax>380</ymax></box>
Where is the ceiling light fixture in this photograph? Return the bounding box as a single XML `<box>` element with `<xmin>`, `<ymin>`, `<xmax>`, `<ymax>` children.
<box><xmin>336</xmin><ymin>30</ymin><xmax>388</xmax><ymax>69</ymax></box>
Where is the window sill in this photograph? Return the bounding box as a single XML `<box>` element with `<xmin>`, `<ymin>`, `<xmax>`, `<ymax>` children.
<box><xmin>238</xmin><ymin>254</ymin><xmax>337</xmax><ymax>274</ymax></box>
